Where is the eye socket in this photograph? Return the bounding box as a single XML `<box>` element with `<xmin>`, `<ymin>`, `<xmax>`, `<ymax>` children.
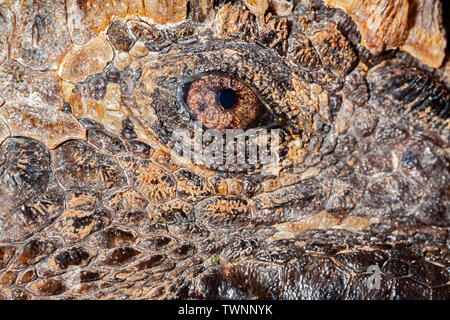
<box><xmin>181</xmin><ymin>74</ymin><xmax>274</xmax><ymax>132</ymax></box>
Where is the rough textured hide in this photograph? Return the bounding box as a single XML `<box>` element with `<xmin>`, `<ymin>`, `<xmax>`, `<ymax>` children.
<box><xmin>0</xmin><ymin>0</ymin><xmax>448</xmax><ymax>300</ymax></box>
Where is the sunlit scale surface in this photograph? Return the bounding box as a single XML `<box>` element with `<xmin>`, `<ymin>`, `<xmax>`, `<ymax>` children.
<box><xmin>0</xmin><ymin>0</ymin><xmax>449</xmax><ymax>299</ymax></box>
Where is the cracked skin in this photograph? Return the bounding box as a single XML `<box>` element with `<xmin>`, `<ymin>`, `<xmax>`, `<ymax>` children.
<box><xmin>0</xmin><ymin>0</ymin><xmax>449</xmax><ymax>299</ymax></box>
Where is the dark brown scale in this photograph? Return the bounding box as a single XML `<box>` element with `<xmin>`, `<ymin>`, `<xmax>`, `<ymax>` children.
<box><xmin>392</xmin><ymin>278</ymin><xmax>430</xmax><ymax>300</ymax></box>
<box><xmin>140</xmin><ymin>236</ymin><xmax>173</xmax><ymax>250</ymax></box>
<box><xmin>126</xmin><ymin>140</ymin><xmax>153</xmax><ymax>158</ymax></box>
<box><xmin>104</xmin><ymin>62</ymin><xmax>121</xmax><ymax>83</ymax></box>
<box><xmin>9</xmin><ymin>288</ymin><xmax>30</xmax><ymax>300</ymax></box>
<box><xmin>368</xmin><ymin>60</ymin><xmax>450</xmax><ymax>126</ymax></box>
<box><xmin>0</xmin><ymin>137</ymin><xmax>51</xmax><ymax>214</ymax></box>
<box><xmin>195</xmin><ymin>263</ymin><xmax>283</xmax><ymax>299</ymax></box>
<box><xmin>75</xmin><ymin>74</ymin><xmax>107</xmax><ymax>101</ymax></box>
<box><xmin>431</xmin><ymin>285</ymin><xmax>450</xmax><ymax>300</ymax></box>
<box><xmin>334</xmin><ymin>250</ymin><xmax>388</xmax><ymax>273</ymax></box>
<box><xmin>324</xmin><ymin>175</ymin><xmax>367</xmax><ymax>214</ymax></box>
<box><xmin>134</xmin><ymin>254</ymin><xmax>166</xmax><ymax>270</ymax></box>
<box><xmin>409</xmin><ymin>260</ymin><xmax>449</xmax><ymax>287</ymax></box>
<box><xmin>90</xmin><ymin>227</ymin><xmax>137</xmax><ymax>249</ymax></box>
<box><xmin>194</xmin><ymin>197</ymin><xmax>249</xmax><ymax>227</ymax></box>
<box><xmin>188</xmin><ymin>234</ymin><xmax>449</xmax><ymax>299</ymax></box>
<box><xmin>79</xmin><ymin>118</ymin><xmax>105</xmax><ymax>130</ymax></box>
<box><xmin>258</xmin><ymin>13</ymin><xmax>290</xmax><ymax>56</ymax></box>
<box><xmin>373</xmin><ymin>118</ymin><xmax>410</xmax><ymax>147</ymax></box>
<box><xmin>53</xmin><ymin>247</ymin><xmax>91</xmax><ymax>270</ymax></box>
<box><xmin>15</xmin><ymin>240</ymin><xmax>60</xmax><ymax>268</ymax></box>
<box><xmin>350</xmin><ymin>107</ymin><xmax>378</xmax><ymax>137</ymax></box>
<box><xmin>79</xmin><ymin>271</ymin><xmax>103</xmax><ymax>283</ymax></box>
<box><xmin>15</xmin><ymin>269</ymin><xmax>36</xmax><ymax>286</ymax></box>
<box><xmin>101</xmin><ymin>247</ymin><xmax>141</xmax><ymax>266</ymax></box>
<box><xmin>128</xmin><ymin>20</ymin><xmax>169</xmax><ymax>51</ymax></box>
<box><xmin>288</xmin><ymin>32</ymin><xmax>321</xmax><ymax>71</ymax></box>
<box><xmin>255</xmin><ymin>249</ymin><xmax>299</xmax><ymax>263</ymax></box>
<box><xmin>172</xmin><ymin>243</ymin><xmax>195</xmax><ymax>258</ymax></box>
<box><xmin>305</xmin><ymin>24</ymin><xmax>357</xmax><ymax>77</ymax></box>
<box><xmin>342</xmin><ymin>67</ymin><xmax>369</xmax><ymax>107</ymax></box>
<box><xmin>174</xmin><ymin>169</ymin><xmax>213</xmax><ymax>202</ymax></box>
<box><xmin>302</xmin><ymin>241</ymin><xmax>343</xmax><ymax>256</ymax></box>
<box><xmin>156</xmin><ymin>203</ymin><xmax>194</xmax><ymax>224</ymax></box>
<box><xmin>345</xmin><ymin>274</ymin><xmax>394</xmax><ymax>299</ymax></box>
<box><xmin>0</xmin><ymin>246</ymin><xmax>15</xmax><ymax>271</ymax></box>
<box><xmin>382</xmin><ymin>259</ymin><xmax>410</xmax><ymax>277</ymax></box>
<box><xmin>413</xmin><ymin>191</ymin><xmax>448</xmax><ymax>226</ymax></box>
<box><xmin>0</xmin><ymin>182</ymin><xmax>65</xmax><ymax>242</ymax></box>
<box><xmin>283</xmin><ymin>256</ymin><xmax>350</xmax><ymax>299</ymax></box>
<box><xmin>118</xmin><ymin>67</ymin><xmax>139</xmax><ymax>96</ymax></box>
<box><xmin>54</xmin><ymin>140</ymin><xmax>127</xmax><ymax>191</ymax></box>
<box><xmin>26</xmin><ymin>278</ymin><xmax>66</xmax><ymax>296</ymax></box>
<box><xmin>87</xmin><ymin>129</ymin><xmax>127</xmax><ymax>155</ymax></box>
<box><xmin>52</xmin><ymin>208</ymin><xmax>112</xmax><ymax>244</ymax></box>
<box><xmin>166</xmin><ymin>22</ymin><xmax>196</xmax><ymax>42</ymax></box>
<box><xmin>399</xmin><ymin>138</ymin><xmax>449</xmax><ymax>188</ymax></box>
<box><xmin>107</xmin><ymin>20</ymin><xmax>134</xmax><ymax>52</ymax></box>
<box><xmin>355</xmin><ymin>149</ymin><xmax>394</xmax><ymax>176</ymax></box>
<box><xmin>121</xmin><ymin>118</ymin><xmax>138</xmax><ymax>140</ymax></box>
<box><xmin>189</xmin><ymin>0</ymin><xmax>215</xmax><ymax>22</ymax></box>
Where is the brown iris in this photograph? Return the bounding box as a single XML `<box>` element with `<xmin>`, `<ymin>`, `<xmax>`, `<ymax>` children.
<box><xmin>183</xmin><ymin>74</ymin><xmax>263</xmax><ymax>132</ymax></box>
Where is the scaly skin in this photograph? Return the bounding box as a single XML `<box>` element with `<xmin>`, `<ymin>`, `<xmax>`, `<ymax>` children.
<box><xmin>0</xmin><ymin>1</ymin><xmax>449</xmax><ymax>299</ymax></box>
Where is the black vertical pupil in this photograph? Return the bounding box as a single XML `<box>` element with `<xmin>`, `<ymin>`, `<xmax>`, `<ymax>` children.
<box><xmin>219</xmin><ymin>89</ymin><xmax>237</xmax><ymax>110</ymax></box>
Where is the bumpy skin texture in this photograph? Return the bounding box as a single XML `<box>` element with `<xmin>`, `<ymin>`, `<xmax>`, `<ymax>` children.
<box><xmin>0</xmin><ymin>0</ymin><xmax>449</xmax><ymax>300</ymax></box>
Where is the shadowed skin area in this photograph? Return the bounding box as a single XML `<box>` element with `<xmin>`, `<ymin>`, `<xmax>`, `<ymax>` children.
<box><xmin>0</xmin><ymin>1</ymin><xmax>449</xmax><ymax>300</ymax></box>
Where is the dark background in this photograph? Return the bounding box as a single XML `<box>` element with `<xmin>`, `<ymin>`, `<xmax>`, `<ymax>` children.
<box><xmin>441</xmin><ymin>0</ymin><xmax>449</xmax><ymax>59</ymax></box>
<box><xmin>443</xmin><ymin>1</ymin><xmax>449</xmax><ymax>31</ymax></box>
<box><xmin>442</xmin><ymin>0</ymin><xmax>449</xmax><ymax>45</ymax></box>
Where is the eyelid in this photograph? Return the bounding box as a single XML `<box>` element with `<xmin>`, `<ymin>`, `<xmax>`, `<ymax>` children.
<box><xmin>138</xmin><ymin>38</ymin><xmax>310</xmax><ymax>177</ymax></box>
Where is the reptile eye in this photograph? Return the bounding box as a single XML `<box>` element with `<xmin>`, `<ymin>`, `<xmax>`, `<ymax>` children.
<box><xmin>181</xmin><ymin>74</ymin><xmax>273</xmax><ymax>132</ymax></box>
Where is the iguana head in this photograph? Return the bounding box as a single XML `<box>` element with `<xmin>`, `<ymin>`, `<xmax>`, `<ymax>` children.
<box><xmin>0</xmin><ymin>0</ymin><xmax>448</xmax><ymax>299</ymax></box>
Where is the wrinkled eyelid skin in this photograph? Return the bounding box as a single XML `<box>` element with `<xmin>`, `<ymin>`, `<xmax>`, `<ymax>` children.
<box><xmin>127</xmin><ymin>36</ymin><xmax>307</xmax><ymax>171</ymax></box>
